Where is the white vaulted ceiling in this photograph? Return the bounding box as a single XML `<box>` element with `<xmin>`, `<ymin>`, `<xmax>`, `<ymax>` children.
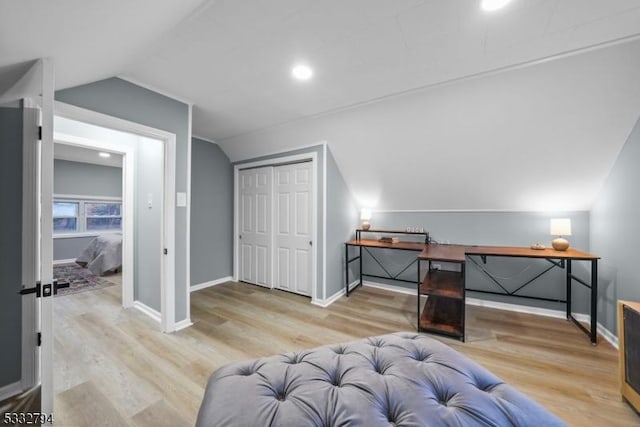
<box><xmin>0</xmin><ymin>0</ymin><xmax>209</xmax><ymax>89</ymax></box>
<box><xmin>121</xmin><ymin>0</ymin><xmax>640</xmax><ymax>140</ymax></box>
<box><xmin>2</xmin><ymin>0</ymin><xmax>640</xmax><ymax>210</ymax></box>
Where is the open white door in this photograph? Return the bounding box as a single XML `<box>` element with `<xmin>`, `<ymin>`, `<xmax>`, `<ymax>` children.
<box><xmin>0</xmin><ymin>59</ymin><xmax>55</xmax><ymax>423</ymax></box>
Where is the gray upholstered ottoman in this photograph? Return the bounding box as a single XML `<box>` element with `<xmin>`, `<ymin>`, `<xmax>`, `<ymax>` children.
<box><xmin>196</xmin><ymin>332</ymin><xmax>565</xmax><ymax>426</ymax></box>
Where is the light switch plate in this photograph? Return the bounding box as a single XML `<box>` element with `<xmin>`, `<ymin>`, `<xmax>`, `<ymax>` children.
<box><xmin>176</xmin><ymin>192</ymin><xmax>187</xmax><ymax>207</ymax></box>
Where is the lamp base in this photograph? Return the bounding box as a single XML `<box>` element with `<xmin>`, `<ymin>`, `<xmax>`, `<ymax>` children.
<box><xmin>552</xmin><ymin>237</ymin><xmax>569</xmax><ymax>251</ymax></box>
<box><xmin>361</xmin><ymin>221</ymin><xmax>370</xmax><ymax>231</ymax></box>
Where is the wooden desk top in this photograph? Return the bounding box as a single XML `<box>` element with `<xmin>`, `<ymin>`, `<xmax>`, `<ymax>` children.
<box><xmin>464</xmin><ymin>245</ymin><xmax>599</xmax><ymax>260</ymax></box>
<box><xmin>346</xmin><ymin>239</ymin><xmax>426</xmax><ymax>251</ymax></box>
<box><xmin>418</xmin><ymin>244</ymin><xmax>466</xmax><ymax>263</ymax></box>
<box><xmin>417</xmin><ymin>244</ymin><xmax>599</xmax><ymax>262</ymax></box>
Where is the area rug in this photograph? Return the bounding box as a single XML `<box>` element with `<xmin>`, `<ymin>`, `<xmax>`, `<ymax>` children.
<box><xmin>53</xmin><ymin>263</ymin><xmax>115</xmax><ymax>296</ymax></box>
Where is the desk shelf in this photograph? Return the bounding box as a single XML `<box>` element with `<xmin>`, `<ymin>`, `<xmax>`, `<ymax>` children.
<box><xmin>419</xmin><ymin>270</ymin><xmax>464</xmax><ymax>300</ymax></box>
<box><xmin>417</xmin><ymin>245</ymin><xmax>466</xmax><ymax>341</ymax></box>
<box><xmin>419</xmin><ymin>296</ymin><xmax>464</xmax><ymax>338</ymax></box>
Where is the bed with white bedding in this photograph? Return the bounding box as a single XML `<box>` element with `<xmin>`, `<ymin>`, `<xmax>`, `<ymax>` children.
<box><xmin>75</xmin><ymin>233</ymin><xmax>122</xmax><ymax>276</ymax></box>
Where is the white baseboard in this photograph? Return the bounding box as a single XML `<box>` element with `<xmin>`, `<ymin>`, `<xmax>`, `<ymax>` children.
<box><xmin>190</xmin><ymin>276</ymin><xmax>233</xmax><ymax>292</ymax></box>
<box><xmin>596</xmin><ymin>321</ymin><xmax>619</xmax><ymax>349</ymax></box>
<box><xmin>466</xmin><ymin>297</ymin><xmax>566</xmax><ymax>319</ymax></box>
<box><xmin>173</xmin><ymin>318</ymin><xmax>193</xmax><ymax>332</ymax></box>
<box><xmin>361</xmin><ymin>280</ymin><xmax>619</xmax><ymax>348</ymax></box>
<box><xmin>0</xmin><ymin>381</ymin><xmax>22</xmax><ymax>402</ymax></box>
<box><xmin>53</xmin><ymin>258</ymin><xmax>76</xmax><ymax>265</ymax></box>
<box><xmin>311</xmin><ymin>281</ymin><xmax>359</xmax><ymax>308</ymax></box>
<box><xmin>133</xmin><ymin>301</ymin><xmax>161</xmax><ymax>323</ymax></box>
<box><xmin>466</xmin><ymin>298</ymin><xmax>618</xmax><ymax>349</ymax></box>
<box><xmin>363</xmin><ymin>280</ymin><xmax>414</xmax><ymax>295</ymax></box>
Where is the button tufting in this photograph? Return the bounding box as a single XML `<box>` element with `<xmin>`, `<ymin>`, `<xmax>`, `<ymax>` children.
<box><xmin>481</xmin><ymin>383</ymin><xmax>497</xmax><ymax>392</ymax></box>
<box><xmin>285</xmin><ymin>354</ymin><xmax>303</xmax><ymax>364</ymax></box>
<box><xmin>333</xmin><ymin>346</ymin><xmax>345</xmax><ymax>355</ymax></box>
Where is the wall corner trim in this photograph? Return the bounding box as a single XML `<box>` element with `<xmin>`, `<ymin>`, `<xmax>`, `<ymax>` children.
<box><xmin>190</xmin><ymin>276</ymin><xmax>233</xmax><ymax>292</ymax></box>
<box><xmin>133</xmin><ymin>301</ymin><xmax>162</xmax><ymax>323</ymax></box>
<box><xmin>173</xmin><ymin>319</ymin><xmax>193</xmax><ymax>332</ymax></box>
<box><xmin>311</xmin><ymin>280</ymin><xmax>359</xmax><ymax>308</ymax></box>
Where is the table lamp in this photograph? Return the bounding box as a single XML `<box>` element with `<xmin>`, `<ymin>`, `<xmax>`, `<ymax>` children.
<box><xmin>550</xmin><ymin>218</ymin><xmax>571</xmax><ymax>251</ymax></box>
<box><xmin>360</xmin><ymin>209</ymin><xmax>372</xmax><ymax>231</ymax></box>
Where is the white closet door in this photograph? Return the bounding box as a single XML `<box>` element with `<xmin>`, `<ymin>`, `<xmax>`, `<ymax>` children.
<box><xmin>274</xmin><ymin>162</ymin><xmax>313</xmax><ymax>296</ymax></box>
<box><xmin>239</xmin><ymin>167</ymin><xmax>272</xmax><ymax>288</ymax></box>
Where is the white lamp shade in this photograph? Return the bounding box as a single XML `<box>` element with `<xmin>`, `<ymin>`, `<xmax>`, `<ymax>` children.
<box><xmin>550</xmin><ymin>218</ymin><xmax>572</xmax><ymax>236</ymax></box>
<box><xmin>360</xmin><ymin>209</ymin><xmax>372</xmax><ymax>221</ymax></box>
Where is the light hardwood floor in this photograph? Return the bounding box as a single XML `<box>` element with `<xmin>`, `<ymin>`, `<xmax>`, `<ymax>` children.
<box><xmin>53</xmin><ymin>281</ymin><xmax>639</xmax><ymax>426</ymax></box>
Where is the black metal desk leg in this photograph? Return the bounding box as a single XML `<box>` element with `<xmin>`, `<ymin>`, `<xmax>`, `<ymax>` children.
<box><xmin>591</xmin><ymin>260</ymin><xmax>598</xmax><ymax>344</ymax></box>
<box><xmin>359</xmin><ymin>246</ymin><xmax>363</xmax><ymax>287</ymax></box>
<box><xmin>345</xmin><ymin>243</ymin><xmax>350</xmax><ymax>297</ymax></box>
<box><xmin>566</xmin><ymin>259</ymin><xmax>572</xmax><ymax>319</ymax></box>
<box><xmin>417</xmin><ymin>260</ymin><xmax>421</xmax><ymax>331</ymax></box>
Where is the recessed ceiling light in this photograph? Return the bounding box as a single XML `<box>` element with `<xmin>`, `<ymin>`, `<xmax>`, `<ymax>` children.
<box><xmin>98</xmin><ymin>152</ymin><xmax>111</xmax><ymax>158</ymax></box>
<box><xmin>291</xmin><ymin>64</ymin><xmax>313</xmax><ymax>81</ymax></box>
<box><xmin>481</xmin><ymin>0</ymin><xmax>512</xmax><ymax>11</ymax></box>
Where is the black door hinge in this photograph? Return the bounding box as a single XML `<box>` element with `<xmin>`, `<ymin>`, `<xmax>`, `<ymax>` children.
<box><xmin>38</xmin><ymin>126</ymin><xmax>42</xmax><ymax>140</ymax></box>
<box><xmin>37</xmin><ymin>332</ymin><xmax>41</xmax><ymax>347</ymax></box>
<box><xmin>163</xmin><ymin>248</ymin><xmax>168</xmax><ymax>255</ymax></box>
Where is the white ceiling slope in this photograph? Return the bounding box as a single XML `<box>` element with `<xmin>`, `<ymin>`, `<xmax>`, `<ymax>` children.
<box><xmin>2</xmin><ymin>1</ymin><xmax>640</xmax><ymax>211</ymax></box>
<box><xmin>219</xmin><ymin>39</ymin><xmax>640</xmax><ymax>212</ymax></box>
<box><xmin>0</xmin><ymin>0</ymin><xmax>210</xmax><ymax>90</ymax></box>
<box><xmin>123</xmin><ymin>0</ymin><xmax>640</xmax><ymax>141</ymax></box>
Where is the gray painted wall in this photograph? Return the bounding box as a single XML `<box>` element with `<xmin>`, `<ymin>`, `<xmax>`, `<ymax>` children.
<box><xmin>54</xmin><ymin>236</ymin><xmax>96</xmax><ymax>261</ymax></box>
<box><xmin>359</xmin><ymin>211</ymin><xmax>591</xmax><ymax>313</ymax></box>
<box><xmin>190</xmin><ymin>138</ymin><xmax>233</xmax><ymax>285</ymax></box>
<box><xmin>54</xmin><ymin>159</ymin><xmax>122</xmax><ymax>197</ymax></box>
<box><xmin>0</xmin><ymin>106</ymin><xmax>23</xmax><ymax>388</ymax></box>
<box><xmin>591</xmin><ymin>116</ymin><xmax>640</xmax><ymax>335</ymax></box>
<box><xmin>53</xmin><ymin>159</ymin><xmax>122</xmax><ymax>261</ymax></box>
<box><xmin>56</xmin><ymin>78</ymin><xmax>191</xmax><ymax>322</ymax></box>
<box><xmin>326</xmin><ymin>148</ymin><xmax>358</xmax><ymax>298</ymax></box>
<box><xmin>234</xmin><ymin>145</ymin><xmax>325</xmax><ymax>301</ymax></box>
<box><xmin>134</xmin><ymin>138</ymin><xmax>163</xmax><ymax>310</ymax></box>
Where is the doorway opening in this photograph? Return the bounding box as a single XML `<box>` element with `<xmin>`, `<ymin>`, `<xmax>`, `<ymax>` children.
<box><xmin>53</xmin><ymin>103</ymin><xmax>177</xmax><ymax>331</ymax></box>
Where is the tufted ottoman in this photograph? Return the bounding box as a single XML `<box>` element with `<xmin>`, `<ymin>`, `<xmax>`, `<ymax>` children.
<box><xmin>196</xmin><ymin>332</ymin><xmax>565</xmax><ymax>426</ymax></box>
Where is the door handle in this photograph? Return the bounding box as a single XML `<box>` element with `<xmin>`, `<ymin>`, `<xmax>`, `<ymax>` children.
<box><xmin>19</xmin><ymin>281</ymin><xmax>41</xmax><ymax>297</ymax></box>
<box><xmin>309</xmin><ymin>241</ymin><xmax>312</xmax><ymax>246</ymax></box>
<box><xmin>53</xmin><ymin>279</ymin><xmax>70</xmax><ymax>296</ymax></box>
<box><xmin>18</xmin><ymin>280</ymin><xmax>69</xmax><ymax>298</ymax></box>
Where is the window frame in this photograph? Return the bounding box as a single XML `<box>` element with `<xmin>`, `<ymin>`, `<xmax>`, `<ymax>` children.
<box><xmin>53</xmin><ymin>194</ymin><xmax>122</xmax><ymax>238</ymax></box>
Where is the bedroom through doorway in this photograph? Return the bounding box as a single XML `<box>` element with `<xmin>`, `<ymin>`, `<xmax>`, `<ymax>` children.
<box><xmin>52</xmin><ymin>142</ymin><xmax>125</xmax><ymax>297</ymax></box>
